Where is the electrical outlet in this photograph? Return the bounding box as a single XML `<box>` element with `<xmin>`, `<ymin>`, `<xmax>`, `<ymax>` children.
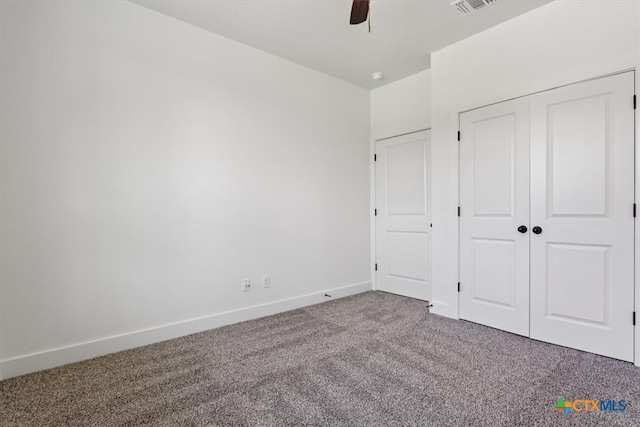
<box><xmin>242</xmin><ymin>278</ymin><xmax>251</xmax><ymax>292</ymax></box>
<box><xmin>262</xmin><ymin>275</ymin><xmax>271</xmax><ymax>288</ymax></box>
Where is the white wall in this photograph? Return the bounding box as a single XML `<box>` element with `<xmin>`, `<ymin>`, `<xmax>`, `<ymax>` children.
<box><xmin>430</xmin><ymin>0</ymin><xmax>640</xmax><ymax>333</ymax></box>
<box><xmin>370</xmin><ymin>70</ymin><xmax>431</xmax><ymax>140</ymax></box>
<box><xmin>0</xmin><ymin>0</ymin><xmax>371</xmax><ymax>379</ymax></box>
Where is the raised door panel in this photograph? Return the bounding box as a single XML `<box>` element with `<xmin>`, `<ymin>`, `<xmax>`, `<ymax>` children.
<box><xmin>387</xmin><ymin>231</ymin><xmax>427</xmax><ymax>282</ymax></box>
<box><xmin>386</xmin><ymin>142</ymin><xmax>426</xmax><ymax>216</ymax></box>
<box><xmin>548</xmin><ymin>96</ymin><xmax>609</xmax><ymax>217</ymax></box>
<box><xmin>472</xmin><ymin>115</ymin><xmax>516</xmax><ymax>217</ymax></box>
<box><xmin>470</xmin><ymin>238</ymin><xmax>515</xmax><ymax>309</ymax></box>
<box><xmin>545</xmin><ymin>243</ymin><xmax>609</xmax><ymax>326</ymax></box>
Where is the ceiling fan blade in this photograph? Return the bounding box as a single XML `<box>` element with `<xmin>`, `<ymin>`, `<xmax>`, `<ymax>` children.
<box><xmin>350</xmin><ymin>0</ymin><xmax>369</xmax><ymax>25</ymax></box>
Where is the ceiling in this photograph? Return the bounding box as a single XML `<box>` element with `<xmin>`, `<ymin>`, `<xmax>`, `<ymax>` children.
<box><xmin>131</xmin><ymin>0</ymin><xmax>553</xmax><ymax>89</ymax></box>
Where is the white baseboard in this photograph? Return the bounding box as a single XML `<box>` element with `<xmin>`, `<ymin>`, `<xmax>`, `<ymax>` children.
<box><xmin>0</xmin><ymin>281</ymin><xmax>372</xmax><ymax>381</ymax></box>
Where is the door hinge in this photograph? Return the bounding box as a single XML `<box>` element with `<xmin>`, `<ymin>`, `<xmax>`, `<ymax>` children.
<box><xmin>634</xmin><ymin>203</ymin><xmax>636</xmax><ymax>218</ymax></box>
<box><xmin>374</xmin><ymin>153</ymin><xmax>377</xmax><ymax>161</ymax></box>
<box><xmin>633</xmin><ymin>312</ymin><xmax>636</xmax><ymax>326</ymax></box>
<box><xmin>457</xmin><ymin>282</ymin><xmax>460</xmax><ymax>292</ymax></box>
<box><xmin>457</xmin><ymin>206</ymin><xmax>461</xmax><ymax>217</ymax></box>
<box><xmin>375</xmin><ymin>263</ymin><xmax>378</xmax><ymax>271</ymax></box>
<box><xmin>634</xmin><ymin>95</ymin><xmax>636</xmax><ymax>110</ymax></box>
<box><xmin>374</xmin><ymin>209</ymin><xmax>377</xmax><ymax>216</ymax></box>
<box><xmin>457</xmin><ymin>131</ymin><xmax>461</xmax><ymax>142</ymax></box>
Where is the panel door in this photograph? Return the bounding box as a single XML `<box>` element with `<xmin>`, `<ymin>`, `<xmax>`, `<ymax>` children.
<box><xmin>375</xmin><ymin>131</ymin><xmax>431</xmax><ymax>301</ymax></box>
<box><xmin>459</xmin><ymin>98</ymin><xmax>530</xmax><ymax>336</ymax></box>
<box><xmin>529</xmin><ymin>72</ymin><xmax>635</xmax><ymax>362</ymax></box>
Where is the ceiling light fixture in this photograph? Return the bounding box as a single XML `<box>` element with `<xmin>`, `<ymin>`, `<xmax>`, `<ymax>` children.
<box><xmin>371</xmin><ymin>72</ymin><xmax>384</xmax><ymax>81</ymax></box>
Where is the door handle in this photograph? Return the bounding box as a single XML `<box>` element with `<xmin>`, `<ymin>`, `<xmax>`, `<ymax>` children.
<box><xmin>517</xmin><ymin>225</ymin><xmax>528</xmax><ymax>233</ymax></box>
<box><xmin>532</xmin><ymin>226</ymin><xmax>542</xmax><ymax>235</ymax></box>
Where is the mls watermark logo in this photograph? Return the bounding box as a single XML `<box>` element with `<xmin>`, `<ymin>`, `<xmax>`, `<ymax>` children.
<box><xmin>555</xmin><ymin>397</ymin><xmax>627</xmax><ymax>415</ymax></box>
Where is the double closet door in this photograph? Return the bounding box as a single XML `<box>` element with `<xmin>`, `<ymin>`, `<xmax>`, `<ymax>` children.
<box><xmin>459</xmin><ymin>72</ymin><xmax>635</xmax><ymax>362</ymax></box>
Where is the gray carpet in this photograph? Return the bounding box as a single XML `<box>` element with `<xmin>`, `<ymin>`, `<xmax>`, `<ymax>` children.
<box><xmin>1</xmin><ymin>291</ymin><xmax>639</xmax><ymax>426</ymax></box>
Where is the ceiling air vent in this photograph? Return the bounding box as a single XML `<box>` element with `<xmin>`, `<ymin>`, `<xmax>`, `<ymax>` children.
<box><xmin>451</xmin><ymin>0</ymin><xmax>501</xmax><ymax>17</ymax></box>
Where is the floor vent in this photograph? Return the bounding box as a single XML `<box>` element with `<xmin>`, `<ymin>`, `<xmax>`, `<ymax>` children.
<box><xmin>451</xmin><ymin>0</ymin><xmax>501</xmax><ymax>17</ymax></box>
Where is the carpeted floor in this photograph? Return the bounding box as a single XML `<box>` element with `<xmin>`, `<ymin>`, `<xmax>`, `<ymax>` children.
<box><xmin>1</xmin><ymin>291</ymin><xmax>639</xmax><ymax>426</ymax></box>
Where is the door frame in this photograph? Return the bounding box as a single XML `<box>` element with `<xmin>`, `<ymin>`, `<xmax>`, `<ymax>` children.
<box><xmin>371</xmin><ymin>128</ymin><xmax>432</xmax><ymax>296</ymax></box>
<box><xmin>455</xmin><ymin>70</ymin><xmax>637</xmax><ymax>362</ymax></box>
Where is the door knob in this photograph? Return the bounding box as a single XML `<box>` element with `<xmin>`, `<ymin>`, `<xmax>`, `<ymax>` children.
<box><xmin>517</xmin><ymin>225</ymin><xmax>528</xmax><ymax>233</ymax></box>
<box><xmin>532</xmin><ymin>226</ymin><xmax>542</xmax><ymax>234</ymax></box>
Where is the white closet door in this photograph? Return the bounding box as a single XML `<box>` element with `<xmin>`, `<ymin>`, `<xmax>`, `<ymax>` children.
<box><xmin>375</xmin><ymin>131</ymin><xmax>431</xmax><ymax>301</ymax></box>
<box><xmin>459</xmin><ymin>98</ymin><xmax>530</xmax><ymax>336</ymax></box>
<box><xmin>529</xmin><ymin>72</ymin><xmax>635</xmax><ymax>362</ymax></box>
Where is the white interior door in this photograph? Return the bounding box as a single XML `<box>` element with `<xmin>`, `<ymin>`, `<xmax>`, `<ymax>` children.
<box><xmin>375</xmin><ymin>131</ymin><xmax>431</xmax><ymax>301</ymax></box>
<box><xmin>529</xmin><ymin>72</ymin><xmax>635</xmax><ymax>362</ymax></box>
<box><xmin>459</xmin><ymin>98</ymin><xmax>531</xmax><ymax>336</ymax></box>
